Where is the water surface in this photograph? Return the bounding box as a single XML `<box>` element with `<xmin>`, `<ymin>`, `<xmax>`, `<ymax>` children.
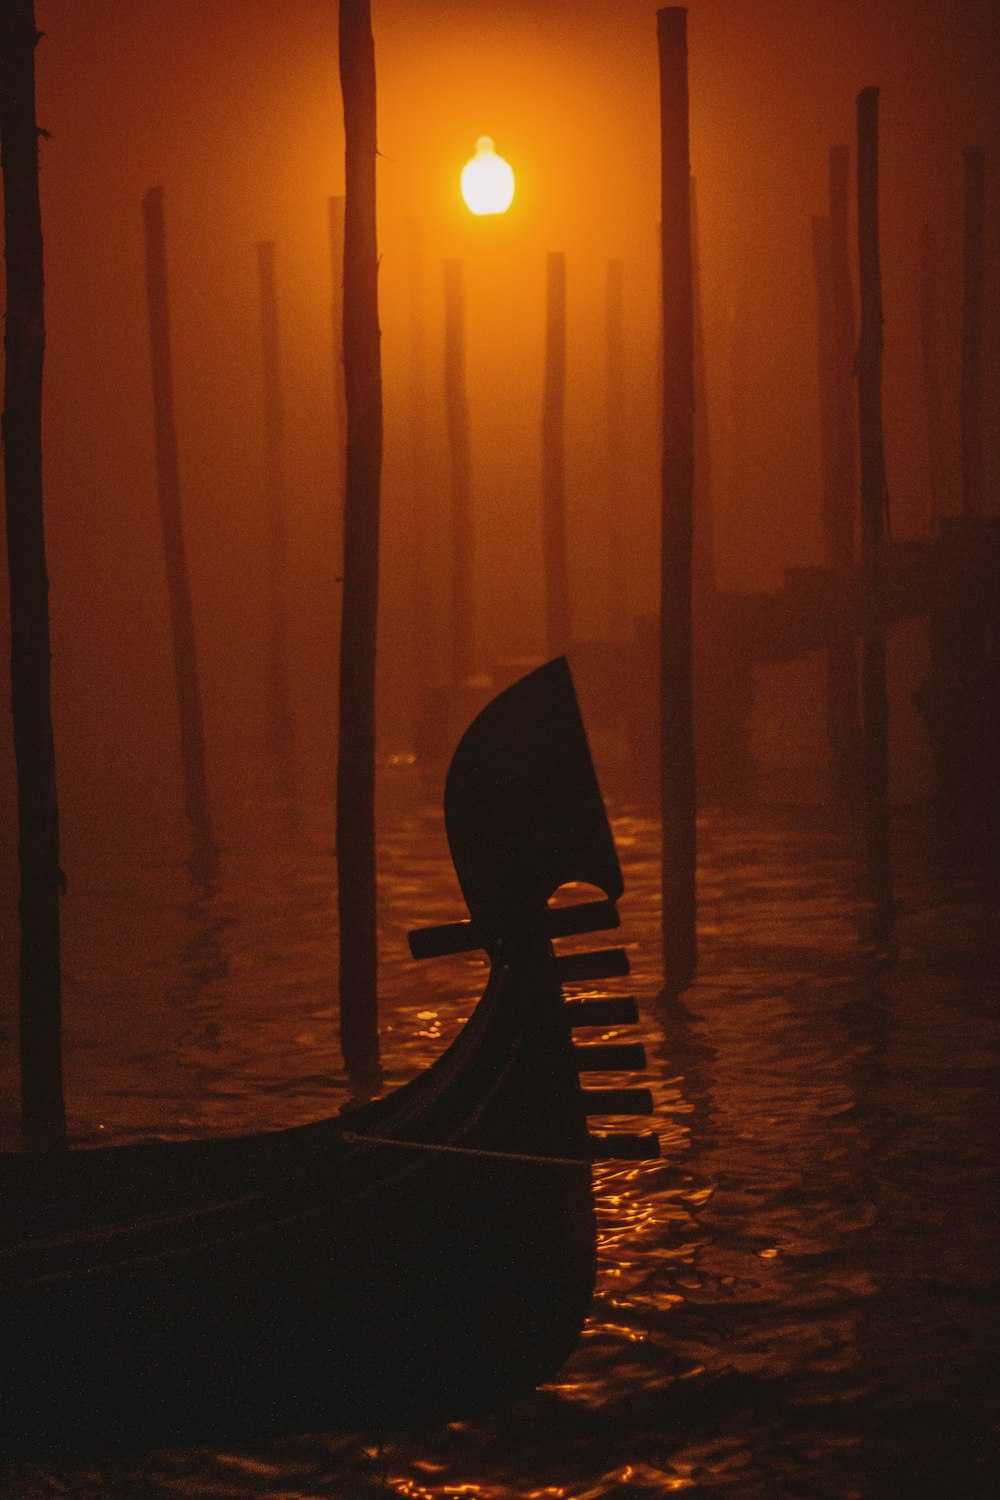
<box><xmin>1</xmin><ymin>777</ymin><xmax>997</xmax><ymax>1498</ymax></box>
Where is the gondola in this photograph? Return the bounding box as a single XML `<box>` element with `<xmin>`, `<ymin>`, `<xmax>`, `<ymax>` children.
<box><xmin>1</xmin><ymin>659</ymin><xmax>656</xmax><ymax>1459</ymax></box>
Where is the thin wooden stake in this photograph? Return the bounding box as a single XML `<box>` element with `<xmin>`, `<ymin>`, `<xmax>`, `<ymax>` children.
<box><xmin>337</xmin><ymin>0</ymin><xmax>382</xmax><ymax>1090</ymax></box>
<box><xmin>1</xmin><ymin>0</ymin><xmax>66</xmax><ymax>1151</ymax></box>
<box><xmin>443</xmin><ymin>257</ymin><xmax>475</xmax><ymax>680</ymax></box>
<box><xmin>828</xmin><ymin>146</ymin><xmax>857</xmax><ymax>529</ymax></box>
<box><xmin>657</xmin><ymin>7</ymin><xmax>697</xmax><ymax>994</ymax></box>
<box><xmin>256</xmin><ymin>241</ymin><xmax>294</xmax><ymax>768</ymax></box>
<box><xmin>406</xmin><ymin>217</ymin><xmax>432</xmax><ymax>692</ymax></box>
<box><xmin>328</xmin><ymin>194</ymin><xmax>347</xmax><ymax>536</ymax></box>
<box><xmin>328</xmin><ymin>194</ymin><xmax>347</xmax><ymax>692</ymax></box>
<box><xmin>813</xmin><ymin>145</ymin><xmax>861</xmax><ymax>803</ymax></box>
<box><xmin>142</xmin><ymin>186</ymin><xmax>215</xmax><ymax>873</ymax></box>
<box><xmin>919</xmin><ymin>223</ymin><xmax>947</xmax><ymax>520</ymax></box>
<box><xmin>690</xmin><ymin>178</ymin><xmax>715</xmax><ymax>604</ymax></box>
<box><xmin>604</xmin><ymin>258</ymin><xmax>626</xmax><ymax>633</ymax></box>
<box><xmin>960</xmin><ymin>145</ymin><xmax>986</xmax><ymax>519</ymax></box>
<box><xmin>855</xmin><ymin>88</ymin><xmax>893</xmax><ymax>952</ymax></box>
<box><xmin>543</xmin><ymin>250</ymin><xmax>569</xmax><ymax>658</ymax></box>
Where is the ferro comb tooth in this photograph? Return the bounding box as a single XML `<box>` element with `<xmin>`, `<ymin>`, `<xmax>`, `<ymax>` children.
<box><xmin>409</xmin><ymin>900</ymin><xmax>619</xmax><ymax>959</ymax></box>
<box><xmin>573</xmin><ymin>1042</ymin><xmax>647</xmax><ymax>1072</ymax></box>
<box><xmin>547</xmin><ymin>899</ymin><xmax>620</xmax><ymax>938</ymax></box>
<box><xmin>556</xmin><ymin>948</ymin><xmax>630</xmax><ymax>982</ymax></box>
<box><xmin>582</xmin><ymin>1086</ymin><xmax>654</xmax><ymax>1116</ymax></box>
<box><xmin>563</xmin><ymin>996</ymin><xmax>640</xmax><ymax>1027</ymax></box>
<box><xmin>587</xmin><ymin>1131</ymin><xmax>661</xmax><ymax>1160</ymax></box>
<box><xmin>408</xmin><ymin>920</ymin><xmax>481</xmax><ymax>958</ymax></box>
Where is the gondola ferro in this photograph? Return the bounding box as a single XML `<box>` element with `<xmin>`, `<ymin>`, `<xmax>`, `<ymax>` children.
<box><xmin>1</xmin><ymin>659</ymin><xmax>657</xmax><ymax>1458</ymax></box>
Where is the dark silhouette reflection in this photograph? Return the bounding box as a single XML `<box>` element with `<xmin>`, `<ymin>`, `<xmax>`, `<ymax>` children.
<box><xmin>169</xmin><ymin>846</ymin><xmax>231</xmax><ymax>1011</ymax></box>
<box><xmin>654</xmin><ymin>984</ymin><xmax>718</xmax><ymax>1145</ymax></box>
<box><xmin>153</xmin><ymin>844</ymin><xmax>233</xmax><ymax>1132</ymax></box>
<box><xmin>183</xmin><ymin>828</ymin><xmax>220</xmax><ymax>900</ymax></box>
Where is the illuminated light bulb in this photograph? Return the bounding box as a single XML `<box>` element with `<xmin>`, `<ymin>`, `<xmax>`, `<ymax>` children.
<box><xmin>460</xmin><ymin>136</ymin><xmax>515</xmax><ymax>216</ymax></box>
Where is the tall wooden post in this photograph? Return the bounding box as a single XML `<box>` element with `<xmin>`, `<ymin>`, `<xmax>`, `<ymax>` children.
<box><xmin>328</xmin><ymin>194</ymin><xmax>347</xmax><ymax>539</ymax></box>
<box><xmin>813</xmin><ymin>145</ymin><xmax>861</xmax><ymax>803</ymax></box>
<box><xmin>328</xmin><ymin>193</ymin><xmax>348</xmax><ymax>716</ymax></box>
<box><xmin>855</xmin><ymin>88</ymin><xmax>893</xmax><ymax>952</ymax></box>
<box><xmin>604</xmin><ymin>258</ymin><xmax>626</xmax><ymax>633</ymax></box>
<box><xmin>919</xmin><ymin>222</ymin><xmax>947</xmax><ymax>521</ymax></box>
<box><xmin>443</xmin><ymin>257</ymin><xmax>475</xmax><ymax>681</ymax></box>
<box><xmin>657</xmin><ymin>7</ymin><xmax>697</xmax><ymax>994</ymax></box>
<box><xmin>543</xmin><ymin>250</ymin><xmax>569</xmax><ymax>659</ymax></box>
<box><xmin>689</xmin><ymin>179</ymin><xmax>715</xmax><ymax>606</ymax></box>
<box><xmin>256</xmin><ymin>241</ymin><xmax>294</xmax><ymax>766</ymax></box>
<box><xmin>406</xmin><ymin>217</ymin><xmax>432</xmax><ymax>691</ymax></box>
<box><xmin>960</xmin><ymin>145</ymin><xmax>986</xmax><ymax>519</ymax></box>
<box><xmin>1</xmin><ymin>1</ymin><xmax>66</xmax><ymax>1150</ymax></box>
<box><xmin>142</xmin><ymin>187</ymin><xmax>215</xmax><ymax>874</ymax></box>
<box><xmin>336</xmin><ymin>0</ymin><xmax>382</xmax><ymax>1089</ymax></box>
<box><xmin>828</xmin><ymin>146</ymin><xmax>857</xmax><ymax>525</ymax></box>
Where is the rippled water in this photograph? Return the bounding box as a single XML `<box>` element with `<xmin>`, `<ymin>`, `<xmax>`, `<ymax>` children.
<box><xmin>1</xmin><ymin>769</ymin><xmax>997</xmax><ymax>1498</ymax></box>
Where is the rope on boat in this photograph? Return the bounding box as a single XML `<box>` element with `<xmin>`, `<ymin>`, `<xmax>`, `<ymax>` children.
<box><xmin>339</xmin><ymin>1130</ymin><xmax>588</xmax><ymax>1169</ymax></box>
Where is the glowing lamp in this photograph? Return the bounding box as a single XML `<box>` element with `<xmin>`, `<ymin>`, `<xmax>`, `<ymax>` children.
<box><xmin>460</xmin><ymin>136</ymin><xmax>515</xmax><ymax>216</ymax></box>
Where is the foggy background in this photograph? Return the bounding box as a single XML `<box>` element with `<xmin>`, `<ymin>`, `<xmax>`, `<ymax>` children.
<box><xmin>2</xmin><ymin>0</ymin><xmax>998</xmax><ymax>897</ymax></box>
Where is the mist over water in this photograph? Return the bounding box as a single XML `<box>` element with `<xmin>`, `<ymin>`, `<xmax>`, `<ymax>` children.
<box><xmin>0</xmin><ymin>0</ymin><xmax>994</xmax><ymax>808</ymax></box>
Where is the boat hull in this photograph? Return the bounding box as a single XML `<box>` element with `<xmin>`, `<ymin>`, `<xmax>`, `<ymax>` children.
<box><xmin>2</xmin><ymin>660</ymin><xmax>640</xmax><ymax>1458</ymax></box>
<box><xmin>2</xmin><ymin>954</ymin><xmax>595</xmax><ymax>1456</ymax></box>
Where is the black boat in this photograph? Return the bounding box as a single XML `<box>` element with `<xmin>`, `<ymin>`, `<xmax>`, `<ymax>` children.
<box><xmin>1</xmin><ymin>659</ymin><xmax>656</xmax><ymax>1458</ymax></box>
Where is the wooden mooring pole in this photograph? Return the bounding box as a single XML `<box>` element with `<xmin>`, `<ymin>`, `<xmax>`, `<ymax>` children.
<box><xmin>406</xmin><ymin>217</ymin><xmax>432</xmax><ymax>692</ymax></box>
<box><xmin>328</xmin><ymin>194</ymin><xmax>347</xmax><ymax>551</ymax></box>
<box><xmin>142</xmin><ymin>187</ymin><xmax>216</xmax><ymax>875</ymax></box>
<box><xmin>336</xmin><ymin>0</ymin><xmax>382</xmax><ymax>1089</ymax></box>
<box><xmin>657</xmin><ymin>7</ymin><xmax>697</xmax><ymax>995</ymax></box>
<box><xmin>543</xmin><ymin>250</ymin><xmax>569</xmax><ymax>659</ymax></box>
<box><xmin>690</xmin><ymin>178</ymin><xmax>715</xmax><ymax>607</ymax></box>
<box><xmin>443</xmin><ymin>257</ymin><xmax>475</xmax><ymax>681</ymax></box>
<box><xmin>604</xmin><ymin>258</ymin><xmax>626</xmax><ymax>633</ymax></box>
<box><xmin>919</xmin><ymin>222</ymin><xmax>947</xmax><ymax>521</ymax></box>
<box><xmin>256</xmin><ymin>241</ymin><xmax>294</xmax><ymax>767</ymax></box>
<box><xmin>960</xmin><ymin>145</ymin><xmax>986</xmax><ymax>519</ymax></box>
<box><xmin>1</xmin><ymin>1</ymin><xmax>66</xmax><ymax>1150</ymax></box>
<box><xmin>813</xmin><ymin>145</ymin><xmax>861</xmax><ymax>803</ymax></box>
<box><xmin>855</xmin><ymin>88</ymin><xmax>893</xmax><ymax>953</ymax></box>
